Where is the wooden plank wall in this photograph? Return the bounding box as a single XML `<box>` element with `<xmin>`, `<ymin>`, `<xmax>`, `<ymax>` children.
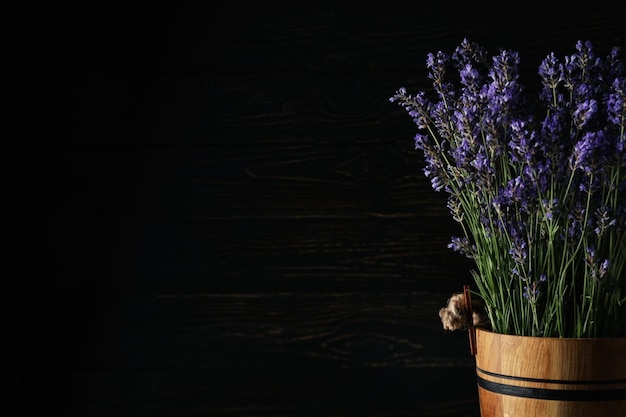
<box><xmin>7</xmin><ymin>2</ymin><xmax>626</xmax><ymax>416</ymax></box>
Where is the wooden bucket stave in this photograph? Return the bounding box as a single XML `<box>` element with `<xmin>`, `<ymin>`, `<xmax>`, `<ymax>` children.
<box><xmin>475</xmin><ymin>328</ymin><xmax>626</xmax><ymax>417</ymax></box>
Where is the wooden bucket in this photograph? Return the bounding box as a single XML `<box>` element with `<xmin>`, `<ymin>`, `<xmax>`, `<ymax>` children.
<box><xmin>474</xmin><ymin>328</ymin><xmax>626</xmax><ymax>417</ymax></box>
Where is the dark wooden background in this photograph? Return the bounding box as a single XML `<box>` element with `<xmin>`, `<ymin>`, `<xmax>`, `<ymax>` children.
<box><xmin>5</xmin><ymin>2</ymin><xmax>626</xmax><ymax>416</ymax></box>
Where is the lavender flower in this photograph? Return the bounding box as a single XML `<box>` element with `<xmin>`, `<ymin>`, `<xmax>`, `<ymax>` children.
<box><xmin>391</xmin><ymin>39</ymin><xmax>626</xmax><ymax>338</ymax></box>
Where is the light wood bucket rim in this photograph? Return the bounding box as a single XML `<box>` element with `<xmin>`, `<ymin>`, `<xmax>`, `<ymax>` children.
<box><xmin>475</xmin><ymin>327</ymin><xmax>626</xmax><ymax>342</ymax></box>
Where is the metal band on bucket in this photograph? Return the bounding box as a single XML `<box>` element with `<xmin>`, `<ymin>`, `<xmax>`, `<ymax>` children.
<box><xmin>476</xmin><ymin>367</ymin><xmax>626</xmax><ymax>401</ymax></box>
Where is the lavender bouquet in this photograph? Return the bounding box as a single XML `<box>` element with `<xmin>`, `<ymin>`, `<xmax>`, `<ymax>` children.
<box><xmin>391</xmin><ymin>39</ymin><xmax>626</xmax><ymax>338</ymax></box>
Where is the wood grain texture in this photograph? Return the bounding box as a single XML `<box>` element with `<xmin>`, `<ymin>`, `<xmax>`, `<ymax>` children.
<box><xmin>11</xmin><ymin>1</ymin><xmax>626</xmax><ymax>416</ymax></box>
<box><xmin>475</xmin><ymin>329</ymin><xmax>626</xmax><ymax>417</ymax></box>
